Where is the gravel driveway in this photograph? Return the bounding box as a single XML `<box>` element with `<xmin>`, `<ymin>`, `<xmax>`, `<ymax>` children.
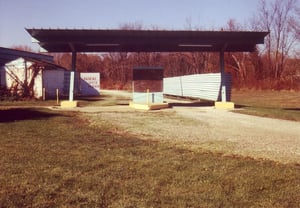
<box><xmin>173</xmin><ymin>106</ymin><xmax>300</xmax><ymax>164</ymax></box>
<box><xmin>62</xmin><ymin>90</ymin><xmax>300</xmax><ymax>164</ymax></box>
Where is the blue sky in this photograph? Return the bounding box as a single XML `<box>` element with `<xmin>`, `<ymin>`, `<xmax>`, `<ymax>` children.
<box><xmin>0</xmin><ymin>0</ymin><xmax>260</xmax><ymax>50</ymax></box>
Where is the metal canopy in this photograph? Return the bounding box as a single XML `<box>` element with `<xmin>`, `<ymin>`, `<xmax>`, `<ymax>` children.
<box><xmin>25</xmin><ymin>28</ymin><xmax>268</xmax><ymax>103</ymax></box>
<box><xmin>26</xmin><ymin>29</ymin><xmax>268</xmax><ymax>53</ymax></box>
<box><xmin>0</xmin><ymin>47</ymin><xmax>53</xmax><ymax>65</ymax></box>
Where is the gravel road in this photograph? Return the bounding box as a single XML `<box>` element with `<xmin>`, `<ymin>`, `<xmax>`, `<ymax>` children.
<box><xmin>63</xmin><ymin>90</ymin><xmax>300</xmax><ymax>164</ymax></box>
<box><xmin>173</xmin><ymin>106</ymin><xmax>300</xmax><ymax>164</ymax></box>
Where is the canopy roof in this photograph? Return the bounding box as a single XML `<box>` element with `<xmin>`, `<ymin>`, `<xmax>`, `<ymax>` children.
<box><xmin>0</xmin><ymin>47</ymin><xmax>53</xmax><ymax>66</ymax></box>
<box><xmin>26</xmin><ymin>29</ymin><xmax>268</xmax><ymax>53</ymax></box>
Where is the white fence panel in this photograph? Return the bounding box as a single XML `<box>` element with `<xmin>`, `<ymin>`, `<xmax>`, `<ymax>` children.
<box><xmin>163</xmin><ymin>73</ymin><xmax>231</xmax><ymax>101</ymax></box>
<box><xmin>163</xmin><ymin>76</ymin><xmax>182</xmax><ymax>96</ymax></box>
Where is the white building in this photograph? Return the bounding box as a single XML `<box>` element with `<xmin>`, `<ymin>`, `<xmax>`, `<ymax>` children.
<box><xmin>0</xmin><ymin>47</ymin><xmax>101</xmax><ymax>99</ymax></box>
<box><xmin>0</xmin><ymin>47</ymin><xmax>67</xmax><ymax>99</ymax></box>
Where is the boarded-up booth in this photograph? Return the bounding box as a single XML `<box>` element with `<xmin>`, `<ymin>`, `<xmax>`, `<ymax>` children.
<box><xmin>130</xmin><ymin>67</ymin><xmax>168</xmax><ymax>110</ymax></box>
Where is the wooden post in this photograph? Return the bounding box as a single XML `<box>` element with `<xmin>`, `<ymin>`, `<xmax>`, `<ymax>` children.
<box><xmin>42</xmin><ymin>88</ymin><xmax>46</xmax><ymax>101</ymax></box>
<box><xmin>147</xmin><ymin>89</ymin><xmax>149</xmax><ymax>105</ymax></box>
<box><xmin>56</xmin><ymin>89</ymin><xmax>59</xmax><ymax>105</ymax></box>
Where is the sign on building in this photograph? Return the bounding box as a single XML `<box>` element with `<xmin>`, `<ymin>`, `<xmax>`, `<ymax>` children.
<box><xmin>80</xmin><ymin>72</ymin><xmax>100</xmax><ymax>96</ymax></box>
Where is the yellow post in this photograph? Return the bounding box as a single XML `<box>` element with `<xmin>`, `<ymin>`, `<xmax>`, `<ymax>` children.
<box><xmin>56</xmin><ymin>89</ymin><xmax>59</xmax><ymax>105</ymax></box>
<box><xmin>42</xmin><ymin>88</ymin><xmax>46</xmax><ymax>101</ymax></box>
<box><xmin>147</xmin><ymin>89</ymin><xmax>149</xmax><ymax>106</ymax></box>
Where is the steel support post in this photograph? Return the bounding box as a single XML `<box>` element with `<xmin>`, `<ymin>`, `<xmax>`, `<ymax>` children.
<box><xmin>69</xmin><ymin>51</ymin><xmax>76</xmax><ymax>101</ymax></box>
<box><xmin>220</xmin><ymin>50</ymin><xmax>226</xmax><ymax>102</ymax></box>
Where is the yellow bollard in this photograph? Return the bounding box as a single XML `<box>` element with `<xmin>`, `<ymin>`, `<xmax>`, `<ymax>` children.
<box><xmin>56</xmin><ymin>89</ymin><xmax>59</xmax><ymax>105</ymax></box>
<box><xmin>147</xmin><ymin>89</ymin><xmax>149</xmax><ymax>105</ymax></box>
<box><xmin>42</xmin><ymin>88</ymin><xmax>46</xmax><ymax>101</ymax></box>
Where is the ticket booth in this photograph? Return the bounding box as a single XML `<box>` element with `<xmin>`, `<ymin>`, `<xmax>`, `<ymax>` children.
<box><xmin>130</xmin><ymin>66</ymin><xmax>168</xmax><ymax>110</ymax></box>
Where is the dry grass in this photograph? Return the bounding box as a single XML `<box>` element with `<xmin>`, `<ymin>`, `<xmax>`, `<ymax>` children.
<box><xmin>232</xmin><ymin>89</ymin><xmax>300</xmax><ymax>121</ymax></box>
<box><xmin>232</xmin><ymin>89</ymin><xmax>300</xmax><ymax>108</ymax></box>
<box><xmin>0</xmin><ymin>107</ymin><xmax>299</xmax><ymax>207</ymax></box>
<box><xmin>77</xmin><ymin>91</ymin><xmax>131</xmax><ymax>107</ymax></box>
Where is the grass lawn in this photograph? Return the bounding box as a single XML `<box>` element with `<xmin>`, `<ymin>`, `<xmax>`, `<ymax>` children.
<box><xmin>232</xmin><ymin>90</ymin><xmax>300</xmax><ymax>121</ymax></box>
<box><xmin>0</xmin><ymin>100</ymin><xmax>59</xmax><ymax>107</ymax></box>
<box><xmin>0</xmin><ymin>108</ymin><xmax>299</xmax><ymax>207</ymax></box>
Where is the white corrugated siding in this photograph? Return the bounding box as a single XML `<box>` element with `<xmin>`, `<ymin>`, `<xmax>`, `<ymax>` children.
<box><xmin>43</xmin><ymin>70</ymin><xmax>65</xmax><ymax>98</ymax></box>
<box><xmin>163</xmin><ymin>76</ymin><xmax>183</xmax><ymax>97</ymax></box>
<box><xmin>163</xmin><ymin>73</ymin><xmax>231</xmax><ymax>101</ymax></box>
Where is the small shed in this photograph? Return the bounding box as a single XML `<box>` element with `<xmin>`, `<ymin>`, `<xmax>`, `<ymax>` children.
<box><xmin>0</xmin><ymin>47</ymin><xmax>69</xmax><ymax>99</ymax></box>
<box><xmin>0</xmin><ymin>57</ymin><xmax>67</xmax><ymax>99</ymax></box>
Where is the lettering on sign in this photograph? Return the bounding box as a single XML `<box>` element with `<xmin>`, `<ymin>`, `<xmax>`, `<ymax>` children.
<box><xmin>80</xmin><ymin>73</ymin><xmax>100</xmax><ymax>96</ymax></box>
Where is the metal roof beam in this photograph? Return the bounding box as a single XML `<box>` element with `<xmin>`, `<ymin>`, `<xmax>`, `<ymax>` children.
<box><xmin>26</xmin><ymin>29</ymin><xmax>269</xmax><ymax>53</ymax></box>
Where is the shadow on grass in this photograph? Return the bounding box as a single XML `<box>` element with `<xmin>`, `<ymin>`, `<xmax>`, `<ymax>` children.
<box><xmin>0</xmin><ymin>108</ymin><xmax>64</xmax><ymax>123</ymax></box>
<box><xmin>76</xmin><ymin>96</ymin><xmax>104</xmax><ymax>102</ymax></box>
<box><xmin>169</xmin><ymin>101</ymin><xmax>215</xmax><ymax>107</ymax></box>
<box><xmin>235</xmin><ymin>104</ymin><xmax>300</xmax><ymax>111</ymax></box>
<box><xmin>76</xmin><ymin>93</ymin><xmax>127</xmax><ymax>101</ymax></box>
<box><xmin>284</xmin><ymin>108</ymin><xmax>300</xmax><ymax>111</ymax></box>
<box><xmin>76</xmin><ymin>95</ymin><xmax>131</xmax><ymax>107</ymax></box>
<box><xmin>234</xmin><ymin>104</ymin><xmax>248</xmax><ymax>109</ymax></box>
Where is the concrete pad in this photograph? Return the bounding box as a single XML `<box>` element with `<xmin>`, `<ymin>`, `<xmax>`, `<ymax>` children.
<box><xmin>149</xmin><ymin>103</ymin><xmax>169</xmax><ymax>110</ymax></box>
<box><xmin>61</xmin><ymin>101</ymin><xmax>78</xmax><ymax>108</ymax></box>
<box><xmin>129</xmin><ymin>102</ymin><xmax>169</xmax><ymax>110</ymax></box>
<box><xmin>214</xmin><ymin>101</ymin><xmax>235</xmax><ymax>109</ymax></box>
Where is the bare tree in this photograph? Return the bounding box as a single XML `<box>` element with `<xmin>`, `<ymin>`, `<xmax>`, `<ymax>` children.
<box><xmin>224</xmin><ymin>19</ymin><xmax>250</xmax><ymax>82</ymax></box>
<box><xmin>289</xmin><ymin>6</ymin><xmax>300</xmax><ymax>58</ymax></box>
<box><xmin>253</xmin><ymin>0</ymin><xmax>299</xmax><ymax>79</ymax></box>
